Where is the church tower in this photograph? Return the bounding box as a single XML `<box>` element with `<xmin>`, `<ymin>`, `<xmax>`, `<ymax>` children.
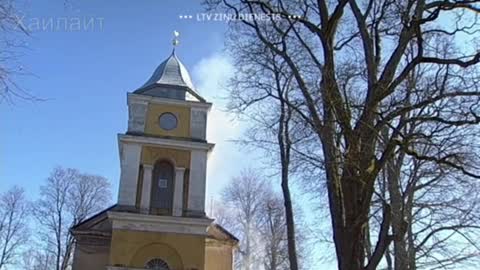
<box><xmin>71</xmin><ymin>35</ymin><xmax>238</xmax><ymax>270</ymax></box>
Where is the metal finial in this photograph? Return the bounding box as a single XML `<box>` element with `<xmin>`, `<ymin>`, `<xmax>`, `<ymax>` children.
<box><xmin>172</xmin><ymin>30</ymin><xmax>180</xmax><ymax>47</ymax></box>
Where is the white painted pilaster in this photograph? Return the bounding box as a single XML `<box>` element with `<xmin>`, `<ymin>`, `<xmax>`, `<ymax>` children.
<box><xmin>117</xmin><ymin>143</ymin><xmax>142</xmax><ymax>206</ymax></box>
<box><xmin>173</xmin><ymin>167</ymin><xmax>185</xmax><ymax>216</ymax></box>
<box><xmin>190</xmin><ymin>107</ymin><xmax>208</xmax><ymax>140</ymax></box>
<box><xmin>187</xmin><ymin>150</ymin><xmax>207</xmax><ymax>216</ymax></box>
<box><xmin>127</xmin><ymin>95</ymin><xmax>148</xmax><ymax>133</ymax></box>
<box><xmin>140</xmin><ymin>164</ymin><xmax>153</xmax><ymax>213</ymax></box>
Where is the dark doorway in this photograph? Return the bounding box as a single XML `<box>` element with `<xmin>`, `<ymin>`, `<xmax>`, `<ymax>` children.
<box><xmin>151</xmin><ymin>160</ymin><xmax>174</xmax><ymax>214</ymax></box>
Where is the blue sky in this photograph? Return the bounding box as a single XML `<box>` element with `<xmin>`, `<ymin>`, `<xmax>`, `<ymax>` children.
<box><xmin>1</xmin><ymin>2</ymin><xmax>334</xmax><ymax>268</ymax></box>
<box><xmin>0</xmin><ymin>0</ymin><xmax>255</xmax><ymax>201</ymax></box>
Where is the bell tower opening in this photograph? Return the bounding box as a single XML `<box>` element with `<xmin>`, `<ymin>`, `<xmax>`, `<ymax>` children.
<box><xmin>151</xmin><ymin>160</ymin><xmax>175</xmax><ymax>215</ymax></box>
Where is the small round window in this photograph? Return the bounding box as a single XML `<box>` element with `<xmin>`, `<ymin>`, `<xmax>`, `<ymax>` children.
<box><xmin>159</xmin><ymin>113</ymin><xmax>178</xmax><ymax>130</ymax></box>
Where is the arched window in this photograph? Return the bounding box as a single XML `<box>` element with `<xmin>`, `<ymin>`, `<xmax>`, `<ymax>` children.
<box><xmin>151</xmin><ymin>160</ymin><xmax>174</xmax><ymax>214</ymax></box>
<box><xmin>145</xmin><ymin>258</ymin><xmax>170</xmax><ymax>270</ymax></box>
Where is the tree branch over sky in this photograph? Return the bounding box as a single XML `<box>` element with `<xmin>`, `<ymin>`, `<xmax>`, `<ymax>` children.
<box><xmin>0</xmin><ymin>186</ymin><xmax>29</xmax><ymax>270</ymax></box>
<box><xmin>33</xmin><ymin>167</ymin><xmax>111</xmax><ymax>270</ymax></box>
<box><xmin>0</xmin><ymin>0</ymin><xmax>33</xmax><ymax>103</ymax></box>
<box><xmin>206</xmin><ymin>0</ymin><xmax>480</xmax><ymax>269</ymax></box>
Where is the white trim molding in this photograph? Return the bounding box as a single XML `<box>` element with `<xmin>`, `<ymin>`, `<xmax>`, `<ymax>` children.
<box><xmin>128</xmin><ymin>93</ymin><xmax>212</xmax><ymax>110</ymax></box>
<box><xmin>118</xmin><ymin>134</ymin><xmax>215</xmax><ymax>152</ymax></box>
<box><xmin>108</xmin><ymin>211</ymin><xmax>213</xmax><ymax>236</ymax></box>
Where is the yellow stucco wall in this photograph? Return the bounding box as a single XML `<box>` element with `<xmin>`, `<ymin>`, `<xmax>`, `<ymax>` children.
<box><xmin>109</xmin><ymin>230</ymin><xmax>206</xmax><ymax>270</ymax></box>
<box><xmin>205</xmin><ymin>240</ymin><xmax>235</xmax><ymax>270</ymax></box>
<box><xmin>141</xmin><ymin>147</ymin><xmax>191</xmax><ymax>168</ymax></box>
<box><xmin>72</xmin><ymin>243</ymin><xmax>110</xmax><ymax>270</ymax></box>
<box><xmin>145</xmin><ymin>103</ymin><xmax>190</xmax><ymax>137</ymax></box>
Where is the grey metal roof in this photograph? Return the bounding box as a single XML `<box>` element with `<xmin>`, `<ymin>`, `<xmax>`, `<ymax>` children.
<box><xmin>140</xmin><ymin>52</ymin><xmax>194</xmax><ymax>89</ymax></box>
<box><xmin>135</xmin><ymin>51</ymin><xmax>205</xmax><ymax>102</ymax></box>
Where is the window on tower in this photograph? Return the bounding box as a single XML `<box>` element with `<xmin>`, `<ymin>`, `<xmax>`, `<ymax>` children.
<box><xmin>145</xmin><ymin>258</ymin><xmax>170</xmax><ymax>270</ymax></box>
<box><xmin>159</xmin><ymin>112</ymin><xmax>178</xmax><ymax>130</ymax></box>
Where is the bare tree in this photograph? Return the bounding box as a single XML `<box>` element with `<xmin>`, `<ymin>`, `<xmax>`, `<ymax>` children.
<box><xmin>260</xmin><ymin>196</ymin><xmax>289</xmax><ymax>270</ymax></box>
<box><xmin>351</xmin><ymin>44</ymin><xmax>480</xmax><ymax>270</ymax></box>
<box><xmin>217</xmin><ymin>169</ymin><xmax>309</xmax><ymax>270</ymax></box>
<box><xmin>226</xmin><ymin>45</ymin><xmax>313</xmax><ymax>270</ymax></box>
<box><xmin>33</xmin><ymin>167</ymin><xmax>111</xmax><ymax>270</ymax></box>
<box><xmin>206</xmin><ymin>0</ymin><xmax>480</xmax><ymax>269</ymax></box>
<box><xmin>21</xmin><ymin>248</ymin><xmax>55</xmax><ymax>270</ymax></box>
<box><xmin>220</xmin><ymin>169</ymin><xmax>267</xmax><ymax>270</ymax></box>
<box><xmin>375</xmin><ymin>114</ymin><xmax>480</xmax><ymax>269</ymax></box>
<box><xmin>0</xmin><ymin>0</ymin><xmax>32</xmax><ymax>103</ymax></box>
<box><xmin>259</xmin><ymin>194</ymin><xmax>310</xmax><ymax>270</ymax></box>
<box><xmin>0</xmin><ymin>186</ymin><xmax>29</xmax><ymax>270</ymax></box>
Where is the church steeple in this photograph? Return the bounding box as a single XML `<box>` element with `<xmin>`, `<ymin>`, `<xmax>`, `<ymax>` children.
<box><xmin>134</xmin><ymin>32</ymin><xmax>205</xmax><ymax>102</ymax></box>
<box><xmin>70</xmin><ymin>36</ymin><xmax>238</xmax><ymax>270</ymax></box>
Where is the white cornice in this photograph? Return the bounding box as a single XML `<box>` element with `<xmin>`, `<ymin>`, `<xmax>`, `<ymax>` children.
<box><xmin>108</xmin><ymin>211</ymin><xmax>213</xmax><ymax>236</ymax></box>
<box><xmin>118</xmin><ymin>134</ymin><xmax>215</xmax><ymax>152</ymax></box>
<box><xmin>128</xmin><ymin>93</ymin><xmax>212</xmax><ymax>111</ymax></box>
<box><xmin>206</xmin><ymin>238</ymin><xmax>238</xmax><ymax>248</ymax></box>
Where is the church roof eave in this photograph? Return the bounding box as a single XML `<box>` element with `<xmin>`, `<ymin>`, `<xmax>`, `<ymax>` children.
<box><xmin>134</xmin><ymin>83</ymin><xmax>206</xmax><ymax>103</ymax></box>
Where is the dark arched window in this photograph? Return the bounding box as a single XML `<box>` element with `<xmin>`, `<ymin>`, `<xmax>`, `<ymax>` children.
<box><xmin>151</xmin><ymin>160</ymin><xmax>174</xmax><ymax>214</ymax></box>
<box><xmin>145</xmin><ymin>258</ymin><xmax>170</xmax><ymax>270</ymax></box>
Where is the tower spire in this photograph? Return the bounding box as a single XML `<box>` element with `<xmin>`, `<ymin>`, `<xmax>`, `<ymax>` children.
<box><xmin>172</xmin><ymin>30</ymin><xmax>180</xmax><ymax>54</ymax></box>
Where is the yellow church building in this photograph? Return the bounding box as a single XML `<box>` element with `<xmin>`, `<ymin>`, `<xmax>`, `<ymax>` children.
<box><xmin>70</xmin><ymin>39</ymin><xmax>238</xmax><ymax>270</ymax></box>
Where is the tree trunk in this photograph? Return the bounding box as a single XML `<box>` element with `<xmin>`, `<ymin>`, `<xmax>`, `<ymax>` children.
<box><xmin>281</xmin><ymin>175</ymin><xmax>298</xmax><ymax>270</ymax></box>
<box><xmin>245</xmin><ymin>218</ymin><xmax>251</xmax><ymax>270</ymax></box>
<box><xmin>387</xmin><ymin>158</ymin><xmax>409</xmax><ymax>270</ymax></box>
<box><xmin>277</xmin><ymin>89</ymin><xmax>299</xmax><ymax>270</ymax></box>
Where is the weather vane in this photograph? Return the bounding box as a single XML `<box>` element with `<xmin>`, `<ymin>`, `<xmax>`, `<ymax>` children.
<box><xmin>173</xmin><ymin>30</ymin><xmax>180</xmax><ymax>48</ymax></box>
